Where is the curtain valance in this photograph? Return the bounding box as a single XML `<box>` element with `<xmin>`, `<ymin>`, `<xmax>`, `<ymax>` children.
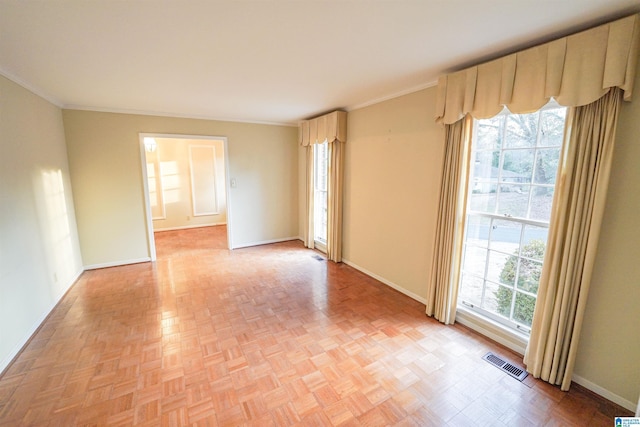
<box><xmin>436</xmin><ymin>14</ymin><xmax>640</xmax><ymax>124</ymax></box>
<box><xmin>299</xmin><ymin>110</ymin><xmax>347</xmax><ymax>146</ymax></box>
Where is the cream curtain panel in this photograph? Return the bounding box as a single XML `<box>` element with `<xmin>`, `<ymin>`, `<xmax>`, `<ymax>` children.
<box><xmin>524</xmin><ymin>88</ymin><xmax>622</xmax><ymax>390</ymax></box>
<box><xmin>426</xmin><ymin>116</ymin><xmax>472</xmax><ymax>324</ymax></box>
<box><xmin>326</xmin><ymin>140</ymin><xmax>345</xmax><ymax>262</ymax></box>
<box><xmin>436</xmin><ymin>14</ymin><xmax>640</xmax><ymax>124</ymax></box>
<box><xmin>303</xmin><ymin>146</ymin><xmax>315</xmax><ymax>249</ymax></box>
<box><xmin>299</xmin><ymin>111</ymin><xmax>347</xmax><ymax>262</ymax></box>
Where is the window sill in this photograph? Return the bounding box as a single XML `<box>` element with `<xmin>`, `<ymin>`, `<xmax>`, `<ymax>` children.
<box><xmin>314</xmin><ymin>241</ymin><xmax>327</xmax><ymax>254</ymax></box>
<box><xmin>455</xmin><ymin>306</ymin><xmax>528</xmax><ymax>356</ymax></box>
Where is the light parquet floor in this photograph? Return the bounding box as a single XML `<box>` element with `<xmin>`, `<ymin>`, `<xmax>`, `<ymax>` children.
<box><xmin>0</xmin><ymin>225</ymin><xmax>632</xmax><ymax>426</ymax></box>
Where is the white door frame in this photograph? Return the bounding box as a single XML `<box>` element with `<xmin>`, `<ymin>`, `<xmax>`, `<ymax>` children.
<box><xmin>138</xmin><ymin>133</ymin><xmax>234</xmax><ymax>260</ymax></box>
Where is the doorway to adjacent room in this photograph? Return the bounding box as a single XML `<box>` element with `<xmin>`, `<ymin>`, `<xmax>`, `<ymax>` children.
<box><xmin>139</xmin><ymin>134</ymin><xmax>232</xmax><ymax>259</ymax></box>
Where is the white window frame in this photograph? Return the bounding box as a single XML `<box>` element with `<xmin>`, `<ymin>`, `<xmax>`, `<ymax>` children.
<box><xmin>313</xmin><ymin>140</ymin><xmax>329</xmax><ymax>251</ymax></box>
<box><xmin>457</xmin><ymin>103</ymin><xmax>567</xmax><ymax>339</ymax></box>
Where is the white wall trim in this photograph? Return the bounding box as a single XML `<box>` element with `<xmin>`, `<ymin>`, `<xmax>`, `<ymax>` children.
<box><xmin>572</xmin><ymin>374</ymin><xmax>637</xmax><ymax>412</ymax></box>
<box><xmin>346</xmin><ymin>80</ymin><xmax>438</xmax><ymax>112</ymax></box>
<box><xmin>0</xmin><ymin>268</ymin><xmax>83</xmax><ymax>374</ymax></box>
<box><xmin>232</xmin><ymin>237</ymin><xmax>299</xmax><ymax>250</ymax></box>
<box><xmin>84</xmin><ymin>257</ymin><xmax>151</xmax><ymax>270</ymax></box>
<box><xmin>0</xmin><ymin>67</ymin><xmax>64</xmax><ymax>107</ymax></box>
<box><xmin>63</xmin><ymin>105</ymin><xmax>297</xmax><ymax>127</ymax></box>
<box><xmin>341</xmin><ymin>258</ymin><xmax>427</xmax><ymax>305</ymax></box>
<box><xmin>153</xmin><ymin>223</ymin><xmax>227</xmax><ymax>232</ymax></box>
<box><xmin>139</xmin><ymin>135</ymin><xmax>157</xmax><ymax>261</ymax></box>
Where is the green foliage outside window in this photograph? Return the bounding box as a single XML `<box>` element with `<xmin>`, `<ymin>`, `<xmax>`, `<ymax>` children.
<box><xmin>495</xmin><ymin>240</ymin><xmax>545</xmax><ymax>326</ymax></box>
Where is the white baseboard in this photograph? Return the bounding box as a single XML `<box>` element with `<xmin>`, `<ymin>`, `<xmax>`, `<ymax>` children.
<box><xmin>341</xmin><ymin>258</ymin><xmax>427</xmax><ymax>305</ymax></box>
<box><xmin>232</xmin><ymin>237</ymin><xmax>299</xmax><ymax>249</ymax></box>
<box><xmin>84</xmin><ymin>257</ymin><xmax>151</xmax><ymax>270</ymax></box>
<box><xmin>572</xmin><ymin>374</ymin><xmax>637</xmax><ymax>412</ymax></box>
<box><xmin>153</xmin><ymin>222</ymin><xmax>227</xmax><ymax>232</ymax></box>
<box><xmin>0</xmin><ymin>268</ymin><xmax>84</xmax><ymax>374</ymax></box>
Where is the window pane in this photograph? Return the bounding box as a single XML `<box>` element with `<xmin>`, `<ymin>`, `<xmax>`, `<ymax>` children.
<box><xmin>462</xmin><ymin>246</ymin><xmax>487</xmax><ymax>277</ymax></box>
<box><xmin>473</xmin><ymin>150</ymin><xmax>500</xmax><ymax>179</ymax></box>
<box><xmin>494</xmin><ymin>285</ymin><xmax>514</xmax><ymax>319</ymax></box>
<box><xmin>502</xmin><ymin>149</ymin><xmax>534</xmax><ymax>183</ymax></box>
<box><xmin>539</xmin><ymin>108</ymin><xmax>566</xmax><ymax>147</ymax></box>
<box><xmin>482</xmin><ymin>280</ymin><xmax>501</xmax><ymax>312</ymax></box>
<box><xmin>489</xmin><ymin>219</ymin><xmax>522</xmax><ymax>249</ymax></box>
<box><xmin>314</xmin><ymin>142</ymin><xmax>328</xmax><ymax>191</ymax></box>
<box><xmin>465</xmin><ymin>215</ymin><xmax>490</xmax><ymax>246</ymax></box>
<box><xmin>486</xmin><ymin>250</ymin><xmax>513</xmax><ymax>286</ymax></box>
<box><xmin>533</xmin><ymin>148</ymin><xmax>560</xmax><ymax>185</ymax></box>
<box><xmin>313</xmin><ymin>142</ymin><xmax>329</xmax><ymax>244</ymax></box>
<box><xmin>497</xmin><ymin>186</ymin><xmax>530</xmax><ymax>218</ymax></box>
<box><xmin>469</xmin><ymin>189</ymin><xmax>497</xmax><ymax>213</ymax></box>
<box><xmin>476</xmin><ymin>116</ymin><xmax>504</xmax><ymax>150</ymax></box>
<box><xmin>513</xmin><ymin>292</ymin><xmax>537</xmax><ymax>326</ymax></box>
<box><xmin>522</xmin><ymin>226</ymin><xmax>548</xmax><ymax>255</ymax></box>
<box><xmin>505</xmin><ymin>112</ymin><xmax>539</xmax><ymax>148</ymax></box>
<box><xmin>517</xmin><ymin>258</ymin><xmax>542</xmax><ymax>293</ymax></box>
<box><xmin>529</xmin><ymin>187</ymin><xmax>555</xmax><ymax>222</ymax></box>
<box><xmin>314</xmin><ymin>190</ymin><xmax>327</xmax><ymax>243</ymax></box>
<box><xmin>459</xmin><ymin>274</ymin><xmax>483</xmax><ymax>307</ymax></box>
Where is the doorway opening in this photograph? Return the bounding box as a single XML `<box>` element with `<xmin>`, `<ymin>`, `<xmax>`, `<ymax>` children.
<box><xmin>139</xmin><ymin>134</ymin><xmax>233</xmax><ymax>260</ymax></box>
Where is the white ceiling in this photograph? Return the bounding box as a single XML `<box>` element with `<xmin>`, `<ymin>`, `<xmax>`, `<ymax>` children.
<box><xmin>1</xmin><ymin>1</ymin><xmax>639</xmax><ymax>125</ymax></box>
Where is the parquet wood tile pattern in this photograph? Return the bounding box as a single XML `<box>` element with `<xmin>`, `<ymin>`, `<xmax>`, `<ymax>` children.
<box><xmin>0</xmin><ymin>226</ymin><xmax>632</xmax><ymax>426</ymax></box>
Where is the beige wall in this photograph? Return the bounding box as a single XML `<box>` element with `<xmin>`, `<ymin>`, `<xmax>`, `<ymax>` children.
<box><xmin>0</xmin><ymin>76</ymin><xmax>83</xmax><ymax>371</ymax></box>
<box><xmin>572</xmin><ymin>63</ymin><xmax>640</xmax><ymax>406</ymax></box>
<box><xmin>342</xmin><ymin>88</ymin><xmax>445</xmax><ymax>300</ymax></box>
<box><xmin>150</xmin><ymin>137</ymin><xmax>227</xmax><ymax>231</ymax></box>
<box><xmin>63</xmin><ymin>110</ymin><xmax>298</xmax><ymax>266</ymax></box>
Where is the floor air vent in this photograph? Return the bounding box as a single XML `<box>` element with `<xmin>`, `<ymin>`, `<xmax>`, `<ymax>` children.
<box><xmin>482</xmin><ymin>352</ymin><xmax>528</xmax><ymax>382</ymax></box>
<box><xmin>311</xmin><ymin>254</ymin><xmax>325</xmax><ymax>261</ymax></box>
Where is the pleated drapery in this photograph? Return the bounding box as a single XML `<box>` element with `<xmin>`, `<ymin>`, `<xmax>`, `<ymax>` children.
<box><xmin>524</xmin><ymin>88</ymin><xmax>623</xmax><ymax>390</ymax></box>
<box><xmin>299</xmin><ymin>111</ymin><xmax>347</xmax><ymax>147</ymax></box>
<box><xmin>303</xmin><ymin>146</ymin><xmax>315</xmax><ymax>249</ymax></box>
<box><xmin>436</xmin><ymin>14</ymin><xmax>640</xmax><ymax>124</ymax></box>
<box><xmin>299</xmin><ymin>111</ymin><xmax>347</xmax><ymax>262</ymax></box>
<box><xmin>326</xmin><ymin>140</ymin><xmax>345</xmax><ymax>262</ymax></box>
<box><xmin>426</xmin><ymin>115</ymin><xmax>472</xmax><ymax>324</ymax></box>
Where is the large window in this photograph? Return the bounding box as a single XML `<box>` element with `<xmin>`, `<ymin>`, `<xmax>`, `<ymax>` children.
<box><xmin>457</xmin><ymin>105</ymin><xmax>567</xmax><ymax>334</ymax></box>
<box><xmin>313</xmin><ymin>140</ymin><xmax>329</xmax><ymax>248</ymax></box>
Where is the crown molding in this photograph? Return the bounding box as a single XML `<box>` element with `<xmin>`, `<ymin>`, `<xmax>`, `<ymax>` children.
<box><xmin>346</xmin><ymin>80</ymin><xmax>438</xmax><ymax>112</ymax></box>
<box><xmin>0</xmin><ymin>67</ymin><xmax>64</xmax><ymax>107</ymax></box>
<box><xmin>62</xmin><ymin>104</ymin><xmax>298</xmax><ymax>127</ymax></box>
